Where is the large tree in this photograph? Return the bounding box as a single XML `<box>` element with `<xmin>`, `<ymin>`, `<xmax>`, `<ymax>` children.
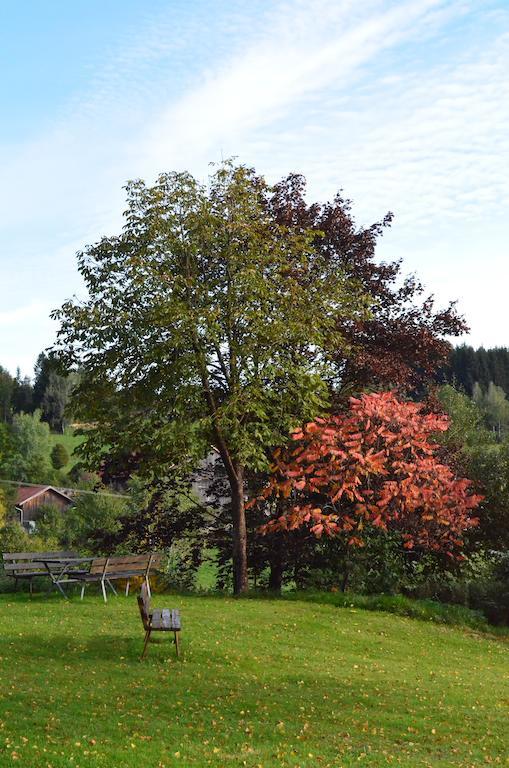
<box><xmin>42</xmin><ymin>371</ymin><xmax>75</xmax><ymax>433</ymax></box>
<box><xmin>52</xmin><ymin>162</ymin><xmax>368</xmax><ymax>593</ymax></box>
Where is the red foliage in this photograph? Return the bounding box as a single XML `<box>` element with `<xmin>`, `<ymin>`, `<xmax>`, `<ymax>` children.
<box><xmin>255</xmin><ymin>392</ymin><xmax>482</xmax><ymax>556</ymax></box>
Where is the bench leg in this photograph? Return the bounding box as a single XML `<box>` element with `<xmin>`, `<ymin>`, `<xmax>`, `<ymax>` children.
<box><xmin>80</xmin><ymin>584</ymin><xmax>86</xmax><ymax>600</ymax></box>
<box><xmin>125</xmin><ymin>580</ymin><xmax>130</xmax><ymax>597</ymax></box>
<box><xmin>106</xmin><ymin>579</ymin><xmax>117</xmax><ymax>596</ymax></box>
<box><xmin>101</xmin><ymin>579</ymin><xmax>108</xmax><ymax>603</ymax></box>
<box><xmin>145</xmin><ymin>576</ymin><xmax>152</xmax><ymax>599</ymax></box>
<box><xmin>174</xmin><ymin>631</ymin><xmax>180</xmax><ymax>658</ymax></box>
<box><xmin>29</xmin><ymin>578</ymin><xmax>33</xmax><ymax>598</ymax></box>
<box><xmin>141</xmin><ymin>629</ymin><xmax>151</xmax><ymax>660</ymax></box>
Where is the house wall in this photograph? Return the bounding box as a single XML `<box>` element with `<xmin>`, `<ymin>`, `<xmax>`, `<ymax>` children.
<box><xmin>20</xmin><ymin>491</ymin><xmax>72</xmax><ymax>522</ymax></box>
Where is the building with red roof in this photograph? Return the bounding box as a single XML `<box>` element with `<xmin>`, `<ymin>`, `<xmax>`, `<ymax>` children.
<box><xmin>15</xmin><ymin>485</ymin><xmax>74</xmax><ymax>529</ymax></box>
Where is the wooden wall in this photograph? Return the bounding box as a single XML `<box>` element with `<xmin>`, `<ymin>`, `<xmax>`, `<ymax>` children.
<box><xmin>21</xmin><ymin>491</ymin><xmax>72</xmax><ymax>522</ymax></box>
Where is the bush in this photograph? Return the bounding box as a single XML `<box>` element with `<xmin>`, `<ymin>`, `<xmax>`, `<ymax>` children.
<box><xmin>467</xmin><ymin>579</ymin><xmax>509</xmax><ymax>625</ymax></box>
<box><xmin>0</xmin><ymin>522</ymin><xmax>59</xmax><ymax>592</ymax></box>
<box><xmin>51</xmin><ymin>443</ymin><xmax>69</xmax><ymax>469</ymax></box>
<box><xmin>157</xmin><ymin>540</ymin><xmax>201</xmax><ymax>592</ymax></box>
<box><xmin>1</xmin><ymin>410</ymin><xmax>56</xmax><ymax>484</ymax></box>
<box><xmin>402</xmin><ymin>551</ymin><xmax>509</xmax><ymax>626</ymax></box>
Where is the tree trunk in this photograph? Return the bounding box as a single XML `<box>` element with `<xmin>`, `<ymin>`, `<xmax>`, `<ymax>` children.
<box><xmin>231</xmin><ymin>465</ymin><xmax>248</xmax><ymax>595</ymax></box>
<box><xmin>269</xmin><ymin>561</ymin><xmax>283</xmax><ymax>594</ymax></box>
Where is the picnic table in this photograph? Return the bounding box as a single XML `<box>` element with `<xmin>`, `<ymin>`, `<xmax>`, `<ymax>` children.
<box><xmin>32</xmin><ymin>556</ymin><xmax>94</xmax><ymax>598</ymax></box>
<box><xmin>3</xmin><ymin>550</ymin><xmax>163</xmax><ymax>600</ymax></box>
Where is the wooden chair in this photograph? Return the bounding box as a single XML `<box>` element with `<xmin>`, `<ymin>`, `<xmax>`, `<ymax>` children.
<box><xmin>137</xmin><ymin>582</ymin><xmax>181</xmax><ymax>660</ymax></box>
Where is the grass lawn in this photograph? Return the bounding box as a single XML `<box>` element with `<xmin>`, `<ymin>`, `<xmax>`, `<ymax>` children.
<box><xmin>48</xmin><ymin>428</ymin><xmax>85</xmax><ymax>469</ymax></box>
<box><xmin>0</xmin><ymin>593</ymin><xmax>507</xmax><ymax>767</ymax></box>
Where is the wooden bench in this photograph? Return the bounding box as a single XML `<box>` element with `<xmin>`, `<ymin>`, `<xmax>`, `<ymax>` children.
<box><xmin>76</xmin><ymin>553</ymin><xmax>163</xmax><ymax>602</ymax></box>
<box><xmin>2</xmin><ymin>551</ymin><xmax>80</xmax><ymax>595</ymax></box>
<box><xmin>137</xmin><ymin>582</ymin><xmax>181</xmax><ymax>659</ymax></box>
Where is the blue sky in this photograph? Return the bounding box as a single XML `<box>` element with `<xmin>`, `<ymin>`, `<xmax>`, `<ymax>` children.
<box><xmin>1</xmin><ymin>0</ymin><xmax>508</xmax><ymax>375</ymax></box>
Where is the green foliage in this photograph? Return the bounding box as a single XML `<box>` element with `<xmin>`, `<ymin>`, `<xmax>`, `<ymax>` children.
<box><xmin>0</xmin><ymin>366</ymin><xmax>35</xmax><ymax>421</ymax></box>
<box><xmin>51</xmin><ymin>486</ymin><xmax>126</xmax><ymax>554</ymax></box>
<box><xmin>437</xmin><ymin>384</ymin><xmax>509</xmax><ymax>550</ymax></box>
<box><xmin>437</xmin><ymin>384</ymin><xmax>491</xmax><ymax>449</ymax></box>
<box><xmin>280</xmin><ymin>589</ymin><xmax>490</xmax><ymax>631</ymax></box>
<box><xmin>0</xmin><ymin>521</ymin><xmax>59</xmax><ymax>592</ymax></box>
<box><xmin>1</xmin><ymin>410</ymin><xmax>56</xmax><ymax>483</ymax></box>
<box><xmin>0</xmin><ymin>366</ymin><xmax>13</xmax><ymax>422</ymax></box>
<box><xmin>53</xmin><ymin>161</ymin><xmax>372</xmax><ymax>592</ymax></box>
<box><xmin>160</xmin><ymin>539</ymin><xmax>201</xmax><ymax>591</ymax></box>
<box><xmin>48</xmin><ymin>428</ymin><xmax>84</xmax><ymax>469</ymax></box>
<box><xmin>33</xmin><ymin>351</ymin><xmax>54</xmax><ymax>410</ymax></box>
<box><xmin>0</xmin><ymin>422</ymin><xmax>10</xmax><ymax>465</ymax></box>
<box><xmin>0</xmin><ymin>594</ymin><xmax>507</xmax><ymax>766</ymax></box>
<box><xmin>51</xmin><ymin>442</ymin><xmax>70</xmax><ymax>469</ymax></box>
<box><xmin>54</xmin><ymin>161</ymin><xmax>368</xmax><ymax>476</ymax></box>
<box><xmin>0</xmin><ymin>487</ymin><xmax>6</xmax><ymax>528</ymax></box>
<box><xmin>473</xmin><ymin>381</ymin><xmax>509</xmax><ymax>438</ymax></box>
<box><xmin>0</xmin><ymin>520</ymin><xmax>35</xmax><ymax>553</ymax></box>
<box><xmin>42</xmin><ymin>370</ymin><xmax>77</xmax><ymax>433</ymax></box>
<box><xmin>465</xmin><ymin>440</ymin><xmax>509</xmax><ymax>549</ymax></box>
<box><xmin>403</xmin><ymin>551</ymin><xmax>509</xmax><ymax>626</ymax></box>
<box><xmin>444</xmin><ymin>344</ymin><xmax>509</xmax><ymax>395</ymax></box>
<box><xmin>10</xmin><ymin>368</ymin><xmax>34</xmax><ymax>414</ymax></box>
<box><xmin>31</xmin><ymin>503</ymin><xmax>67</xmax><ymax>542</ymax></box>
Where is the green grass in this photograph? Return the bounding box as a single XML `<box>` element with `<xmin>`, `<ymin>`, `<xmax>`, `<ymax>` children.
<box><xmin>195</xmin><ymin>550</ymin><xmax>219</xmax><ymax>590</ymax></box>
<box><xmin>48</xmin><ymin>428</ymin><xmax>84</xmax><ymax>469</ymax></box>
<box><xmin>279</xmin><ymin>590</ymin><xmax>498</xmax><ymax>633</ymax></box>
<box><xmin>0</xmin><ymin>593</ymin><xmax>507</xmax><ymax>767</ymax></box>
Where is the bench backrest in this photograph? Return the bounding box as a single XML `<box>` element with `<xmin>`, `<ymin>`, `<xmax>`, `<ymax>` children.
<box><xmin>89</xmin><ymin>552</ymin><xmax>163</xmax><ymax>577</ymax></box>
<box><xmin>137</xmin><ymin>582</ymin><xmax>151</xmax><ymax>630</ymax></box>
<box><xmin>2</xmin><ymin>551</ymin><xmax>79</xmax><ymax>575</ymax></box>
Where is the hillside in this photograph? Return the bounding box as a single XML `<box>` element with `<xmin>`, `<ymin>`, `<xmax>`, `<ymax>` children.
<box><xmin>0</xmin><ymin>594</ymin><xmax>506</xmax><ymax>767</ymax></box>
<box><xmin>48</xmin><ymin>427</ymin><xmax>84</xmax><ymax>469</ymax></box>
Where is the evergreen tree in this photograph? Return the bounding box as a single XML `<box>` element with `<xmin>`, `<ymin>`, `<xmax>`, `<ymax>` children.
<box><xmin>11</xmin><ymin>369</ymin><xmax>34</xmax><ymax>414</ymax></box>
<box><xmin>442</xmin><ymin>345</ymin><xmax>509</xmax><ymax>398</ymax></box>
<box><xmin>42</xmin><ymin>371</ymin><xmax>74</xmax><ymax>433</ymax></box>
<box><xmin>0</xmin><ymin>367</ymin><xmax>14</xmax><ymax>422</ymax></box>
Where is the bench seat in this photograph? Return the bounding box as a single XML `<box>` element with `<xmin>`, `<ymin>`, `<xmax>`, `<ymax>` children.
<box><xmin>151</xmin><ymin>608</ymin><xmax>181</xmax><ymax>631</ymax></box>
<box><xmin>76</xmin><ymin>553</ymin><xmax>163</xmax><ymax>602</ymax></box>
<box><xmin>138</xmin><ymin>583</ymin><xmax>181</xmax><ymax>658</ymax></box>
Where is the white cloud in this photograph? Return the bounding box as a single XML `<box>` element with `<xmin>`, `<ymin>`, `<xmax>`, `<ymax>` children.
<box><xmin>142</xmin><ymin>0</ymin><xmax>455</xmax><ymax>174</ymax></box>
<box><xmin>1</xmin><ymin>0</ymin><xmax>508</xmax><ymax>375</ymax></box>
<box><xmin>0</xmin><ymin>303</ymin><xmax>56</xmax><ymax>376</ymax></box>
<box><xmin>0</xmin><ymin>303</ymin><xmax>50</xmax><ymax>327</ymax></box>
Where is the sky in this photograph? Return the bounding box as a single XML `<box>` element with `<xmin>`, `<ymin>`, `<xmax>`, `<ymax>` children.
<box><xmin>1</xmin><ymin>0</ymin><xmax>508</xmax><ymax>376</ymax></box>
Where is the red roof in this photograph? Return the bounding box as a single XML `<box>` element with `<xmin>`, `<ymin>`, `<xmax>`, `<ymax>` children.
<box><xmin>15</xmin><ymin>485</ymin><xmax>74</xmax><ymax>507</ymax></box>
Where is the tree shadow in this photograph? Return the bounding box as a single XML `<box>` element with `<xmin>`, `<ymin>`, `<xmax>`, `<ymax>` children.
<box><xmin>0</xmin><ymin>630</ymin><xmax>178</xmax><ymax>663</ymax></box>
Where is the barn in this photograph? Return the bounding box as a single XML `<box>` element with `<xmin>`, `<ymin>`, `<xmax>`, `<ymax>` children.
<box><xmin>15</xmin><ymin>485</ymin><xmax>74</xmax><ymax>530</ymax></box>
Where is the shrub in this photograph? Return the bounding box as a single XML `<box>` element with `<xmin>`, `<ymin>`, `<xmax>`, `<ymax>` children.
<box><xmin>51</xmin><ymin>443</ymin><xmax>69</xmax><ymax>470</ymax></box>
